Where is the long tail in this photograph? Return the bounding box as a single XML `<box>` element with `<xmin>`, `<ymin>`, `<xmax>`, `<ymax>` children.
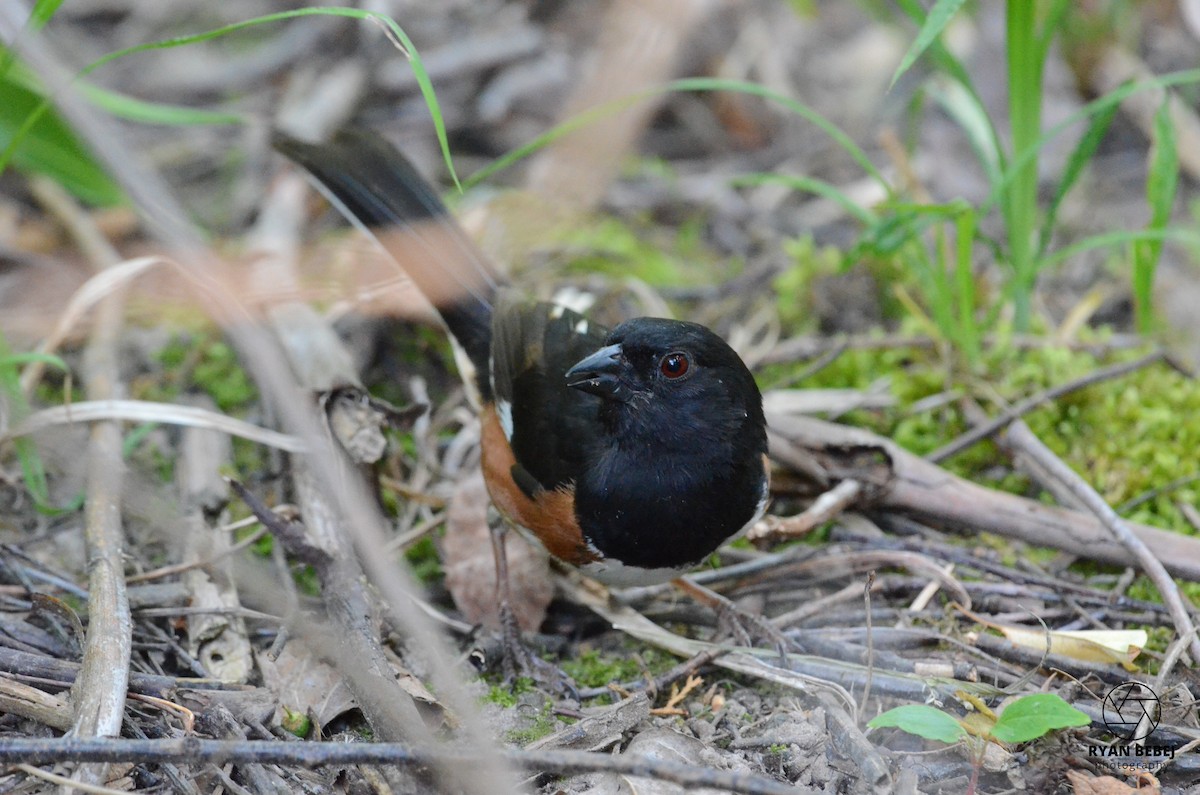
<box><xmin>273</xmin><ymin>128</ymin><xmax>500</xmax><ymax>400</ymax></box>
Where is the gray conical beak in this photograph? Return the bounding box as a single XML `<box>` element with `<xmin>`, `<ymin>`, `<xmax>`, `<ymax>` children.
<box><xmin>565</xmin><ymin>343</ymin><xmax>628</xmax><ymax>401</ymax></box>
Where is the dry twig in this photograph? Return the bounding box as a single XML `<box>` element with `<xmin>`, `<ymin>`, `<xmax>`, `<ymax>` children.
<box><xmin>0</xmin><ymin>737</ymin><xmax>800</xmax><ymax>795</ymax></box>
<box><xmin>927</xmin><ymin>350</ymin><xmax>1167</xmax><ymax>463</ymax></box>
<box><xmin>30</xmin><ymin>176</ymin><xmax>132</xmax><ymax>790</ymax></box>
<box><xmin>1002</xmin><ymin>419</ymin><xmax>1200</xmax><ymax>670</ymax></box>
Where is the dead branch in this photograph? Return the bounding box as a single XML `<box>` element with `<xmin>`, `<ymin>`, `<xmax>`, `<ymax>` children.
<box><xmin>30</xmin><ymin>177</ymin><xmax>132</xmax><ymax>789</ymax></box>
<box><xmin>0</xmin><ymin>736</ymin><xmax>804</xmax><ymax>795</ymax></box>
<box><xmin>176</xmin><ymin>395</ymin><xmax>252</xmax><ymax>685</ymax></box>
<box><xmin>766</xmin><ymin>412</ymin><xmax>1200</xmax><ymax>581</ymax></box>
<box><xmin>1001</xmin><ymin>419</ymin><xmax>1200</xmax><ymax>670</ymax></box>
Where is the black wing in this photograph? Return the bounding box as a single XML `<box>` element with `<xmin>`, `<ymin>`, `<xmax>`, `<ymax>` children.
<box><xmin>273</xmin><ymin>128</ymin><xmax>500</xmax><ymax>399</ymax></box>
<box><xmin>491</xmin><ymin>296</ymin><xmax>609</xmax><ymax>493</ymax></box>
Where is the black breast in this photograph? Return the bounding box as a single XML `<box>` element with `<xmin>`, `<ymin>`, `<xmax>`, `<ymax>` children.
<box><xmin>575</xmin><ymin>446</ymin><xmax>766</xmax><ymax>569</ymax></box>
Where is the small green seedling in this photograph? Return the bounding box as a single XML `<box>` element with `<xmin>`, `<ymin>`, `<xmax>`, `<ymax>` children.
<box><xmin>869</xmin><ymin>692</ymin><xmax>1089</xmax><ymax>745</ymax></box>
<box><xmin>870</xmin><ymin>693</ymin><xmax>1089</xmax><ymax>793</ymax></box>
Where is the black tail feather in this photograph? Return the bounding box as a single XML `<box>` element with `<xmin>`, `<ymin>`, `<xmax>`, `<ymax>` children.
<box><xmin>273</xmin><ymin>128</ymin><xmax>499</xmax><ymax>399</ymax></box>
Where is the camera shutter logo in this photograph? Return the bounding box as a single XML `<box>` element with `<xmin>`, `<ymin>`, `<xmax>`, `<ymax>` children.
<box><xmin>1102</xmin><ymin>682</ymin><xmax>1159</xmax><ymax>742</ymax></box>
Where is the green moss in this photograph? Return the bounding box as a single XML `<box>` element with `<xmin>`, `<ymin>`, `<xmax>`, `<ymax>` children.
<box><xmin>404</xmin><ymin>536</ymin><xmax>443</xmax><ymax>584</ymax></box>
<box><xmin>561</xmin><ymin>645</ymin><xmax>672</xmax><ymax>689</ymax></box>
<box><xmin>293</xmin><ymin>564</ymin><xmax>320</xmax><ymax>597</ymax></box>
<box><xmin>150</xmin><ymin>333</ymin><xmax>258</xmax><ymax>413</ymax></box>
<box><xmin>503</xmin><ymin>700</ymin><xmax>558</xmax><ymax>745</ymax></box>
<box><xmin>558</xmin><ymin>215</ymin><xmax>729</xmax><ymax>288</ymax></box>
<box><xmin>191</xmin><ymin>341</ymin><xmax>257</xmax><ymax>412</ymax></box>
<box><xmin>482</xmin><ymin>676</ymin><xmax>535</xmax><ymax>708</ymax></box>
<box><xmin>1141</xmin><ymin>626</ymin><xmax>1174</xmax><ymax>659</ymax></box>
<box><xmin>774</xmin><ymin>236</ymin><xmax>843</xmax><ymax>332</ymax></box>
<box><xmin>767</xmin><ymin>329</ymin><xmax>1200</xmax><ymax>532</ymax></box>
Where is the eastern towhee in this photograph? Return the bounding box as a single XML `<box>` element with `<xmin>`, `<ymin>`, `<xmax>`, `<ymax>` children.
<box><xmin>275</xmin><ymin>129</ymin><xmax>771</xmax><ymax>616</ymax></box>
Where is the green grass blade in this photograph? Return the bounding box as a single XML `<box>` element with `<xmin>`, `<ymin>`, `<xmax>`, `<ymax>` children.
<box><xmin>1133</xmin><ymin>97</ymin><xmax>1179</xmax><ymax>332</ymax></box>
<box><xmin>926</xmin><ymin>78</ymin><xmax>1002</xmax><ymax>187</ymax></box>
<box><xmin>0</xmin><ymin>336</ymin><xmax>73</xmax><ymax>513</ymax></box>
<box><xmin>0</xmin><ymin>0</ymin><xmax>63</xmax><ymax>76</ymax></box>
<box><xmin>732</xmin><ymin>173</ymin><xmax>877</xmax><ymax>225</ymax></box>
<box><xmin>3</xmin><ymin>351</ymin><xmax>69</xmax><ymax>369</ymax></box>
<box><xmin>984</xmin><ymin>69</ymin><xmax>1200</xmax><ymax>217</ymax></box>
<box><xmin>1043</xmin><ymin>227</ymin><xmax>1200</xmax><ymax>269</ymax></box>
<box><xmin>3</xmin><ymin>60</ymin><xmax>241</xmax><ymax>126</ymax></box>
<box><xmin>893</xmin><ymin>0</ymin><xmax>1004</xmax><ymax>170</ymax></box>
<box><xmin>1005</xmin><ymin>0</ymin><xmax>1045</xmax><ymax>330</ymax></box>
<box><xmin>78</xmin><ymin>84</ymin><xmax>243</xmax><ymax>126</ymax></box>
<box><xmin>466</xmin><ymin>77</ymin><xmax>891</xmax><ymax>194</ymax></box>
<box><xmin>1037</xmin><ymin>101</ymin><xmax>1117</xmax><ymax>257</ymax></box>
<box><xmin>1035</xmin><ymin>0</ymin><xmax>1071</xmax><ymax>64</ymax></box>
<box><xmin>0</xmin><ymin>8</ymin><xmax>457</xmax><ymax>189</ymax></box>
<box><xmin>889</xmin><ymin>0</ymin><xmax>968</xmax><ymax>89</ymax></box>
<box><xmin>954</xmin><ymin>206</ymin><xmax>979</xmax><ymax>365</ymax></box>
<box><xmin>29</xmin><ymin>0</ymin><xmax>65</xmax><ymax>27</ymax></box>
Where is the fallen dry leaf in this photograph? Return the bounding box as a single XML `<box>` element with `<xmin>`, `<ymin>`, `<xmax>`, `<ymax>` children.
<box><xmin>956</xmin><ymin>605</ymin><xmax>1145</xmax><ymax>670</ymax></box>
<box><xmin>1067</xmin><ymin>769</ymin><xmax>1160</xmax><ymax>794</ymax></box>
<box><xmin>442</xmin><ymin>469</ymin><xmax>552</xmax><ymax>632</ymax></box>
<box><xmin>256</xmin><ymin>642</ymin><xmax>355</xmax><ymax>730</ymax></box>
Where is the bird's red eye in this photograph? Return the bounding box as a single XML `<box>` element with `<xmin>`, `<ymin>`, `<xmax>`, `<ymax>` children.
<box><xmin>660</xmin><ymin>352</ymin><xmax>690</xmax><ymax>379</ymax></box>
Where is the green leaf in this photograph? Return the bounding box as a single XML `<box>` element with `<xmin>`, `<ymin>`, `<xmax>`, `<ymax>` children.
<box><xmin>990</xmin><ymin>693</ymin><xmax>1090</xmax><ymax>743</ymax></box>
<box><xmin>0</xmin><ymin>68</ymin><xmax>124</xmax><ymax>205</ymax></box>
<box><xmin>868</xmin><ymin>705</ymin><xmax>968</xmax><ymax>744</ymax></box>
<box><xmin>889</xmin><ymin>0</ymin><xmax>968</xmax><ymax>89</ymax></box>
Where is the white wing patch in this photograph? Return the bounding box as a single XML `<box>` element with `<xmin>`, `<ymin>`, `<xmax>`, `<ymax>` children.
<box><xmin>572</xmin><ymin>318</ymin><xmax>589</xmax><ymax>335</ymax></box>
<box><xmin>497</xmin><ymin>398</ymin><xmax>514</xmax><ymax>441</ymax></box>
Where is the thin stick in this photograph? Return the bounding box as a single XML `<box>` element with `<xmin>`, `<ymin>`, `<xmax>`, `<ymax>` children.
<box><xmin>748</xmin><ymin>479</ymin><xmax>862</xmax><ymax>543</ymax></box>
<box><xmin>0</xmin><ymin>738</ymin><xmax>800</xmax><ymax>795</ymax></box>
<box><xmin>927</xmin><ymin>350</ymin><xmax>1166</xmax><ymax>463</ymax></box>
<box><xmin>859</xmin><ymin>570</ymin><xmax>876</xmax><ymax>724</ymax></box>
<box><xmin>1004</xmin><ymin>419</ymin><xmax>1200</xmax><ymax>668</ymax></box>
<box><xmin>31</xmin><ymin>176</ymin><xmax>133</xmax><ymax>790</ymax></box>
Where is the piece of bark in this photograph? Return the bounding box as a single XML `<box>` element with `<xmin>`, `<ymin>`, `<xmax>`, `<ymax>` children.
<box><xmin>526</xmin><ymin>692</ymin><xmax>650</xmax><ymax>751</ymax></box>
<box><xmin>177</xmin><ymin>395</ymin><xmax>253</xmax><ymax>684</ymax></box>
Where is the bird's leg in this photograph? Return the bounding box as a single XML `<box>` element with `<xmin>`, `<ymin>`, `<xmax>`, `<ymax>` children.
<box><xmin>488</xmin><ymin>520</ymin><xmax>576</xmax><ymax>695</ymax></box>
<box><xmin>671</xmin><ymin>577</ymin><xmax>791</xmax><ymax>661</ymax></box>
<box><xmin>488</xmin><ymin>520</ymin><xmax>522</xmax><ymax>682</ymax></box>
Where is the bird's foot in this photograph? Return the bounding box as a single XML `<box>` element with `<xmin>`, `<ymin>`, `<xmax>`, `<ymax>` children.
<box><xmin>493</xmin><ymin>600</ymin><xmax>577</xmax><ymax>698</ymax></box>
<box><xmin>672</xmin><ymin>577</ymin><xmax>792</xmax><ymax>663</ymax></box>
